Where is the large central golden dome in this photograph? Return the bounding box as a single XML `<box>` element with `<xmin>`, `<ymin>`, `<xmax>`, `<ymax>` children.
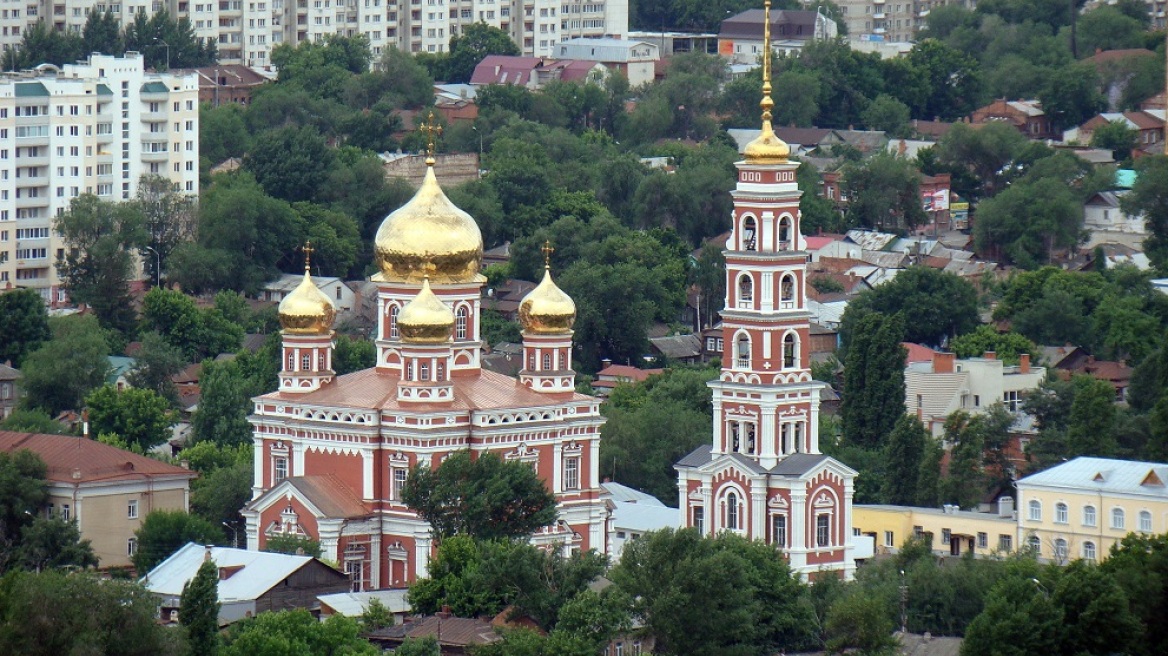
<box><xmin>373</xmin><ymin>163</ymin><xmax>484</xmax><ymax>284</ymax></box>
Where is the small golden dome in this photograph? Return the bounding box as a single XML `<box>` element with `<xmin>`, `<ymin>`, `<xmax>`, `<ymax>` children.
<box><xmin>373</xmin><ymin>164</ymin><xmax>484</xmax><ymax>284</ymax></box>
<box><xmin>399</xmin><ymin>278</ymin><xmax>454</xmax><ymax>344</ymax></box>
<box><xmin>519</xmin><ymin>267</ymin><xmax>576</xmax><ymax>335</ymax></box>
<box><xmin>278</xmin><ymin>270</ymin><xmax>337</xmax><ymax>335</ymax></box>
<box><xmin>744</xmin><ymin>115</ymin><xmax>790</xmax><ymax>164</ymax></box>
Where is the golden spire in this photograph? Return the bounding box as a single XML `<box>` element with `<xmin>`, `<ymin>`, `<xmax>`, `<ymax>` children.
<box><xmin>743</xmin><ymin>0</ymin><xmax>790</xmax><ymax>165</ymax></box>
<box><xmin>419</xmin><ymin>111</ymin><xmax>443</xmax><ymax>166</ymax></box>
<box><xmin>278</xmin><ymin>241</ymin><xmax>337</xmax><ymax>335</ymax></box>
<box><xmin>302</xmin><ymin>240</ymin><xmax>314</xmax><ymax>273</ymax></box>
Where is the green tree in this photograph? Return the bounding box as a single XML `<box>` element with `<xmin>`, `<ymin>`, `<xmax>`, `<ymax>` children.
<box><xmin>0</xmin><ymin>410</ymin><xmax>65</xmax><ymax>435</ymax></box>
<box><xmin>882</xmin><ymin>414</ymin><xmax>929</xmax><ymax>505</ymax></box>
<box><xmin>372</xmin><ymin>47</ymin><xmax>435</xmax><ymax>108</ymax></box>
<box><xmin>0</xmin><ymin>20</ymin><xmax>84</xmax><ymax>70</ymax></box>
<box><xmin>1091</xmin><ymin>119</ymin><xmax>1139</xmax><ymax>162</ymax></box>
<box><xmin>220</xmin><ymin>609</ymin><xmax>378</xmax><ymax>656</ymax></box>
<box><xmin>862</xmin><ymin>94</ymin><xmax>912</xmax><ymax>136</ymax></box>
<box><xmin>191</xmin><ymin>359</ymin><xmax>255</xmax><ymax>446</ymax></box>
<box><xmin>0</xmin><ymin>449</ymin><xmax>49</xmax><ymax>572</ymax></box>
<box><xmin>1102</xmin><ymin>533</ymin><xmax>1168</xmax><ymax>656</ymax></box>
<box><xmin>445</xmin><ymin>23</ymin><xmax>520</xmax><ymax>83</ymax></box>
<box><xmin>841</xmin><ymin>313</ymin><xmax>907</xmax><ymax>449</ymax></box>
<box><xmin>84</xmin><ymin>385</ymin><xmax>176</xmax><ymax>453</ymax></box>
<box><xmin>824</xmin><ymin>590</ymin><xmax>897</xmax><ymax>656</ymax></box>
<box><xmin>80</xmin><ymin>10</ymin><xmax>121</xmax><ymax>55</ymax></box>
<box><xmin>180</xmin><ymin>558</ymin><xmax>221</xmax><ymax>656</ymax></box>
<box><xmin>141</xmin><ymin>288</ymin><xmax>245</xmax><ymax>361</ymax></box>
<box><xmin>200</xmin><ymin>102</ymin><xmax>251</xmax><ymax>166</ymax></box>
<box><xmin>19</xmin><ymin>315</ymin><xmax>110</xmax><ymax>416</ymax></box>
<box><xmin>905</xmin><ymin>39</ymin><xmax>983</xmax><ymax>120</ymax></box>
<box><xmin>0</xmin><ymin>289</ymin><xmax>51</xmax><ymax>368</ymax></box>
<box><xmin>126</xmin><ymin>331</ymin><xmax>186</xmax><ymax>405</ymax></box>
<box><xmin>933</xmin><ymin>122</ymin><xmax>1026</xmax><ymax>200</ymax></box>
<box><xmin>1122</xmin><ymin>156</ymin><xmax>1168</xmax><ymax>271</ymax></box>
<box><xmin>1075</xmin><ymin>6</ymin><xmax>1147</xmax><ymax>55</ymax></box>
<box><xmin>1051</xmin><ymin>560</ymin><xmax>1139</xmax><ymax>656</ymax></box>
<box><xmin>1039</xmin><ymin>61</ymin><xmax>1106</xmax><ymax>132</ymax></box>
<box><xmin>962</xmin><ymin>574</ymin><xmax>1063</xmax><ymax>656</ymax></box>
<box><xmin>136</xmin><ymin>174</ymin><xmax>197</xmax><ymax>288</ymax></box>
<box><xmin>1064</xmin><ymin>374</ymin><xmax>1119</xmax><ymax>456</ymax></box>
<box><xmin>402</xmin><ymin>450</ymin><xmax>557</xmax><ymax>542</ymax></box>
<box><xmin>973</xmin><ymin>176</ymin><xmax>1084</xmax><ymax>267</ymax></box>
<box><xmin>395</xmin><ymin>637</ymin><xmax>440</xmax><ymax>656</ymax></box>
<box><xmin>264</xmin><ymin>534</ymin><xmax>323</xmax><ymax>558</ymax></box>
<box><xmin>359</xmin><ymin>598</ymin><xmax>395</xmax><ymax>632</ymax></box>
<box><xmin>245</xmin><ymin>125</ymin><xmax>336</xmax><ymax>203</ymax></box>
<box><xmin>841</xmin><ymin>152</ymin><xmax>929</xmax><ymax>231</ymax></box>
<box><xmin>132</xmin><ymin>509</ymin><xmax>223</xmax><ymax>574</ymax></box>
<box><xmin>841</xmin><ymin>266</ymin><xmax>979</xmax><ymax>348</ymax></box>
<box><xmin>12</xmin><ymin>516</ymin><xmax>98</xmax><ymax>572</ymax></box>
<box><xmin>333</xmin><ymin>335</ymin><xmax>376</xmax><ymax>375</ymax></box>
<box><xmin>54</xmin><ymin>194</ymin><xmax>146</xmax><ymax>336</ymax></box>
<box><xmin>950</xmin><ymin>326</ymin><xmax>1037</xmax><ymax>365</ymax></box>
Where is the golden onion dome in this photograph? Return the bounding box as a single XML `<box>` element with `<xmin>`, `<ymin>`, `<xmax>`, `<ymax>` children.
<box><xmin>398</xmin><ymin>278</ymin><xmax>454</xmax><ymax>344</ymax></box>
<box><xmin>519</xmin><ymin>267</ymin><xmax>576</xmax><ymax>335</ymax></box>
<box><xmin>373</xmin><ymin>163</ymin><xmax>484</xmax><ymax>284</ymax></box>
<box><xmin>744</xmin><ymin>120</ymin><xmax>790</xmax><ymax>165</ymax></box>
<box><xmin>278</xmin><ymin>269</ymin><xmax>337</xmax><ymax>335</ymax></box>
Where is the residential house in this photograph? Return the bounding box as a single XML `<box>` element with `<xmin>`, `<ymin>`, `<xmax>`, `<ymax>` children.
<box><xmin>648</xmin><ymin>334</ymin><xmax>703</xmax><ymax>364</ymax></box>
<box><xmin>627</xmin><ymin>30</ymin><xmax>719</xmax><ymax>57</ymax></box>
<box><xmin>808</xmin><ymin>322</ymin><xmax>839</xmax><ymax>358</ymax></box>
<box><xmin>480</xmin><ymin>341</ymin><xmax>524</xmax><ymax>377</ymax></box>
<box><xmin>482</xmin><ymin>278</ymin><xmax>537</xmax><ymax>323</ymax></box>
<box><xmin>317</xmin><ymin>589</ymin><xmax>410</xmax><ymax>623</ymax></box>
<box><xmin>432</xmin><ymin>84</ymin><xmax>479</xmax><ymax>124</ymax></box>
<box><xmin>905</xmin><ymin>352</ymin><xmax>1046</xmax><ymax>436</ymax></box>
<box><xmin>970</xmin><ymin>99</ymin><xmax>1052</xmax><ymax>139</ymax></box>
<box><xmin>854</xmin><ymin>503</ymin><xmax>1019</xmax><ymax>557</ymax></box>
<box><xmin>366</xmin><ymin>611</ymin><xmax>503</xmax><ymax>653</ymax></box>
<box><xmin>717</xmin><ymin>9</ymin><xmax>837</xmax><ymax>63</ymax></box>
<box><xmin>1083</xmin><ymin>190</ymin><xmax>1145</xmax><ymax>235</ymax></box>
<box><xmin>555</xmin><ymin>38</ymin><xmax>660</xmax><ymax>87</ymax></box>
<box><xmin>601</xmin><ymin>481</ymin><xmax>678</xmax><ymax>560</ymax></box>
<box><xmin>189</xmin><ymin>64</ymin><xmax>271</xmax><ymax>106</ymax></box>
<box><xmin>144</xmin><ymin>543</ymin><xmax>350</xmax><ymax>623</ymax></box>
<box><xmin>0</xmin><ymin>364</ymin><xmax>20</xmax><ymax>419</ymax></box>
<box><xmin>107</xmin><ymin>356</ymin><xmax>136</xmax><ymax>390</ymax></box>
<box><xmin>1038</xmin><ymin>345</ymin><xmax>1091</xmax><ymax>371</ymax></box>
<box><xmin>1016</xmin><ymin>456</ymin><xmax>1168</xmax><ymax>563</ymax></box>
<box><xmin>1069</xmin><ymin>110</ymin><xmax>1165</xmax><ymax>149</ymax></box>
<box><xmin>700</xmin><ymin>325</ymin><xmax>724</xmax><ymax>363</ymax></box>
<box><xmin>469</xmin><ymin>56</ymin><xmax>607</xmax><ymax>90</ymax></box>
<box><xmin>0</xmin><ymin>431</ymin><xmax>196</xmax><ymax>568</ymax></box>
<box><xmin>260</xmin><ymin>274</ymin><xmax>356</xmax><ymax>314</ymax></box>
<box><xmin>590</xmin><ymin>363</ymin><xmax>664</xmax><ymax>396</ymax></box>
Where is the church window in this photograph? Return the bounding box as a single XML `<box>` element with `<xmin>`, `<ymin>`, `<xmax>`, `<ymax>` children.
<box><xmin>736</xmin><ymin>335</ymin><xmax>750</xmax><ymax>368</ymax></box>
<box><xmin>319</xmin><ymin>353</ymin><xmax>327</xmax><ymax>370</ymax></box>
<box><xmin>816</xmin><ymin>513</ymin><xmax>831</xmax><ymax>547</ymax></box>
<box><xmin>345</xmin><ymin>560</ymin><xmax>364</xmax><ymax>592</ymax></box>
<box><xmin>301</xmin><ymin>354</ymin><xmax>312</xmax><ymax>370</ymax></box>
<box><xmin>726</xmin><ymin>492</ymin><xmax>739</xmax><ymax>530</ymax></box>
<box><xmin>528</xmin><ymin>353</ymin><xmax>536</xmax><ymax>371</ymax></box>
<box><xmin>738</xmin><ymin>274</ymin><xmax>753</xmax><ymax>308</ymax></box>
<box><xmin>286</xmin><ymin>353</ymin><xmax>295</xmax><ymax>370</ymax></box>
<box><xmin>436</xmin><ymin>361</ymin><xmax>446</xmax><ymax>381</ymax></box>
<box><xmin>778</xmin><ymin>217</ymin><xmax>791</xmax><ymax>249</ymax></box>
<box><xmin>419</xmin><ymin>361</ymin><xmax>430</xmax><ymax>381</ymax></box>
<box><xmin>780</xmin><ymin>274</ymin><xmax>795</xmax><ymax>307</ymax></box>
<box><xmin>772</xmin><ymin>514</ymin><xmax>787</xmax><ymax>547</ymax></box>
<box><xmin>794</xmin><ymin>422</ymin><xmax>804</xmax><ymax>453</ymax></box>
<box><xmin>564</xmin><ymin>456</ymin><xmax>580</xmax><ymax>490</ymax></box>
<box><xmin>455</xmin><ymin>306</ymin><xmax>468</xmax><ymax>340</ymax></box>
<box><xmin>692</xmin><ymin>506</ymin><xmax>704</xmax><ymax>534</ymax></box>
<box><xmin>273</xmin><ymin>457</ymin><xmax>287</xmax><ymax>484</ymax></box>
<box><xmin>781</xmin><ymin>423</ymin><xmax>791</xmax><ymax>455</ymax></box>
<box><xmin>730</xmin><ymin>422</ymin><xmax>740</xmax><ymax>452</ymax></box>
<box><xmin>745</xmin><ymin>423</ymin><xmax>756</xmax><ymax>454</ymax></box>
<box><xmin>543</xmin><ymin>353</ymin><xmax>552</xmax><ymax>370</ymax></box>
<box><xmin>783</xmin><ymin>333</ymin><xmax>797</xmax><ymax>369</ymax></box>
<box><xmin>392</xmin><ymin>467</ymin><xmax>407</xmax><ymax>499</ymax></box>
<box><xmin>389</xmin><ymin>305</ymin><xmax>400</xmax><ymax>338</ymax></box>
<box><xmin>742</xmin><ymin>217</ymin><xmax>757</xmax><ymax>250</ymax></box>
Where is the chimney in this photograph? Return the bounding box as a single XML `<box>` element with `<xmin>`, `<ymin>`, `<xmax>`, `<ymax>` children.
<box><xmin>204</xmin><ymin>546</ymin><xmax>213</xmax><ymax>562</ymax></box>
<box><xmin>1019</xmin><ymin>354</ymin><xmax>1030</xmax><ymax>374</ymax></box>
<box><xmin>438</xmin><ymin>605</ymin><xmax>452</xmax><ymax>619</ymax></box>
<box><xmin>998</xmin><ymin>496</ymin><xmax>1014</xmax><ymax>518</ymax></box>
<box><xmin>601</xmin><ymin>358</ymin><xmax>613</xmax><ymax>369</ymax></box>
<box><xmin>983</xmin><ymin>351</ymin><xmax>995</xmax><ymax>360</ymax></box>
<box><xmin>933</xmin><ymin>352</ymin><xmax>956</xmax><ymax>374</ymax></box>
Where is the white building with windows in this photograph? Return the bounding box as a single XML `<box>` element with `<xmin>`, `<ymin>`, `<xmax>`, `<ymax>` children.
<box><xmin>1016</xmin><ymin>456</ymin><xmax>1168</xmax><ymax>564</ymax></box>
<box><xmin>0</xmin><ymin>53</ymin><xmax>198</xmax><ymax>302</ymax></box>
<box><xmin>0</xmin><ymin>0</ymin><xmax>628</xmax><ymax>65</ymax></box>
<box><xmin>904</xmin><ymin>351</ymin><xmax>1046</xmax><ymax>437</ymax></box>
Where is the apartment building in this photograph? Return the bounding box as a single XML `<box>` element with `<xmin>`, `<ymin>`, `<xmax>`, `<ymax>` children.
<box><xmin>905</xmin><ymin>351</ymin><xmax>1045</xmax><ymax>437</ymax></box>
<box><xmin>0</xmin><ymin>52</ymin><xmax>198</xmax><ymax>302</ymax></box>
<box><xmin>1</xmin><ymin>0</ymin><xmax>627</xmax><ymax>65</ymax></box>
<box><xmin>836</xmin><ymin>0</ymin><xmax>975</xmax><ymax>44</ymax></box>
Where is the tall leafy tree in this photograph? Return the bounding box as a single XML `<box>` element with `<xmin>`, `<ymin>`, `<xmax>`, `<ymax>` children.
<box><xmin>245</xmin><ymin>126</ymin><xmax>336</xmax><ymax>203</ymax></box>
<box><xmin>973</xmin><ymin>176</ymin><xmax>1084</xmax><ymax>268</ymax></box>
<box><xmin>0</xmin><ymin>289</ymin><xmax>51</xmax><ymax>367</ymax></box>
<box><xmin>132</xmin><ymin>510</ymin><xmax>222</xmax><ymax>573</ymax></box>
<box><xmin>180</xmin><ymin>558</ymin><xmax>221</xmax><ymax>656</ymax></box>
<box><xmin>962</xmin><ymin>573</ymin><xmax>1063</xmax><ymax>656</ymax></box>
<box><xmin>220</xmin><ymin>609</ymin><xmax>378</xmax><ymax>656</ymax></box>
<box><xmin>1123</xmin><ymin>155</ymin><xmax>1168</xmax><ymax>272</ymax></box>
<box><xmin>81</xmin><ymin>9</ymin><xmax>122</xmax><ymax>56</ymax></box>
<box><xmin>136</xmin><ymin>175</ymin><xmax>197</xmax><ymax>288</ymax></box>
<box><xmin>12</xmin><ymin>516</ymin><xmax>98</xmax><ymax>572</ymax></box>
<box><xmin>841</xmin><ymin>152</ymin><xmax>929</xmax><ymax>231</ymax></box>
<box><xmin>126</xmin><ymin>332</ymin><xmax>186</xmax><ymax>404</ymax></box>
<box><xmin>84</xmin><ymin>385</ymin><xmax>176</xmax><ymax>453</ymax></box>
<box><xmin>0</xmin><ymin>450</ymin><xmax>49</xmax><ymax>572</ymax></box>
<box><xmin>19</xmin><ymin>315</ymin><xmax>110</xmax><ymax>416</ymax></box>
<box><xmin>882</xmin><ymin>414</ymin><xmax>929</xmax><ymax>505</ymax></box>
<box><xmin>191</xmin><ymin>359</ymin><xmax>255</xmax><ymax>446</ymax></box>
<box><xmin>840</xmin><ymin>266</ymin><xmax>979</xmax><ymax>348</ymax></box>
<box><xmin>841</xmin><ymin>313</ymin><xmax>907</xmax><ymax>449</ymax></box>
<box><xmin>403</xmin><ymin>451</ymin><xmax>556</xmax><ymax>542</ymax></box>
<box><xmin>445</xmin><ymin>23</ymin><xmax>520</xmax><ymax>83</ymax></box>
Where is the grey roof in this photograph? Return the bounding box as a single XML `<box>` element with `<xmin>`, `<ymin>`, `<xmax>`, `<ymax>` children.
<box><xmin>677</xmin><ymin>444</ymin><xmax>713</xmax><ymax>468</ymax></box>
<box><xmin>675</xmin><ymin>446</ymin><xmax>838</xmax><ymax>477</ymax></box>
<box><xmin>143</xmin><ymin>543</ymin><xmax>329</xmax><ymax>602</ymax></box>
<box><xmin>602</xmin><ymin>481</ymin><xmax>665</xmax><ymax>506</ymax></box>
<box><xmin>769</xmin><ymin>453</ymin><xmax>832</xmax><ymax>476</ymax></box>
<box><xmin>1017</xmin><ymin>456</ymin><xmax>1168</xmax><ymax>496</ymax></box>
<box><xmin>0</xmin><ymin>364</ymin><xmax>21</xmax><ymax>380</ymax></box>
<box><xmin>611</xmin><ymin>501</ymin><xmax>679</xmax><ymax>533</ymax></box>
<box><xmin>318</xmin><ymin>589</ymin><xmax>410</xmax><ymax>616</ymax></box>
<box><xmin>649</xmin><ymin>334</ymin><xmax>702</xmax><ymax>359</ymax></box>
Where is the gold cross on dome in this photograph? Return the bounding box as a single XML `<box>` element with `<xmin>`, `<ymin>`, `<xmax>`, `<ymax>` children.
<box><xmin>541</xmin><ymin>240</ymin><xmax>555</xmax><ymax>267</ymax></box>
<box><xmin>302</xmin><ymin>240</ymin><xmax>314</xmax><ymax>272</ymax></box>
<box><xmin>419</xmin><ymin>111</ymin><xmax>443</xmax><ymax>158</ymax></box>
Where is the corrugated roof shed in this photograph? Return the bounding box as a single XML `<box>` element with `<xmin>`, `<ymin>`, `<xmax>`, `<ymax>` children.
<box><xmin>143</xmin><ymin>543</ymin><xmax>334</xmax><ymax>602</ymax></box>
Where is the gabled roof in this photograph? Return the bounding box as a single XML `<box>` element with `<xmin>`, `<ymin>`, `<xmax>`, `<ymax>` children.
<box><xmin>649</xmin><ymin>334</ymin><xmax>702</xmax><ymax>359</ymax></box>
<box><xmin>602</xmin><ymin>481</ymin><xmax>665</xmax><ymax>506</ymax></box>
<box><xmin>675</xmin><ymin>445</ymin><xmax>850</xmax><ymax>478</ymax></box>
<box><xmin>1017</xmin><ymin>456</ymin><xmax>1168</xmax><ymax>496</ymax></box>
<box><xmin>0</xmin><ymin>364</ymin><xmax>21</xmax><ymax>381</ymax></box>
<box><xmin>0</xmin><ymin>431</ymin><xmax>195</xmax><ymax>484</ymax></box>
<box><xmin>318</xmin><ymin>589</ymin><xmax>410</xmax><ymax>616</ymax></box>
<box><xmin>470</xmin><ymin>55</ymin><xmax>542</xmax><ymax>86</ymax></box>
<box><xmin>369</xmin><ymin>614</ymin><xmax>501</xmax><ymax>647</ymax></box>
<box><xmin>285</xmin><ymin>475</ymin><xmax>370</xmax><ymax>518</ymax></box>
<box><xmin>595</xmin><ymin>364</ymin><xmax>663</xmax><ymax>382</ymax></box>
<box><xmin>143</xmin><ymin>543</ymin><xmax>342</xmax><ymax>602</ymax></box>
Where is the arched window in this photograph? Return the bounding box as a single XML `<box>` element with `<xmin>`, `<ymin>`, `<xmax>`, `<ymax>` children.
<box><xmin>780</xmin><ymin>274</ymin><xmax>795</xmax><ymax>307</ymax></box>
<box><xmin>528</xmin><ymin>353</ymin><xmax>536</xmax><ymax>371</ymax></box>
<box><xmin>729</xmin><ymin>422</ymin><xmax>740</xmax><ymax>452</ymax></box>
<box><xmin>318</xmin><ymin>353</ymin><xmax>327</xmax><ymax>370</ymax></box>
<box><xmin>778</xmin><ymin>217</ymin><xmax>791</xmax><ymax>249</ymax></box>
<box><xmin>301</xmin><ymin>354</ymin><xmax>311</xmax><ymax>370</ymax></box>
<box><xmin>1027</xmin><ymin>535</ymin><xmax>1041</xmax><ymax>555</ymax></box>
<box><xmin>726</xmin><ymin>492</ymin><xmax>739</xmax><ymax>530</ymax></box>
<box><xmin>1083</xmin><ymin>505</ymin><xmax>1096</xmax><ymax>527</ymax></box>
<box><xmin>738</xmin><ymin>274</ymin><xmax>753</xmax><ymax>308</ymax></box>
<box><xmin>1055</xmin><ymin>503</ymin><xmax>1068</xmax><ymax>524</ymax></box>
<box><xmin>1112</xmin><ymin>507</ymin><xmax>1126</xmax><ymax>529</ymax></box>
<box><xmin>455</xmin><ymin>306</ymin><xmax>468</xmax><ymax>340</ymax></box>
<box><xmin>1083</xmin><ymin>541</ymin><xmax>1096</xmax><ymax>561</ymax></box>
<box><xmin>736</xmin><ymin>335</ymin><xmax>750</xmax><ymax>368</ymax></box>
<box><xmin>389</xmin><ymin>305</ymin><xmax>400</xmax><ymax>339</ymax></box>
<box><xmin>419</xmin><ymin>362</ymin><xmax>430</xmax><ymax>381</ymax></box>
<box><xmin>1140</xmin><ymin>510</ymin><xmax>1153</xmax><ymax>532</ymax></box>
<box><xmin>1028</xmin><ymin>500</ymin><xmax>1042</xmax><ymax>521</ymax></box>
<box><xmin>742</xmin><ymin>217</ymin><xmax>757</xmax><ymax>251</ymax></box>
<box><xmin>436</xmin><ymin>362</ymin><xmax>446</xmax><ymax>381</ymax></box>
<box><xmin>783</xmin><ymin>333</ymin><xmax>797</xmax><ymax>369</ymax></box>
<box><xmin>286</xmin><ymin>353</ymin><xmax>295</xmax><ymax>370</ymax></box>
<box><xmin>745</xmin><ymin>423</ymin><xmax>756</xmax><ymax>454</ymax></box>
<box><xmin>542</xmin><ymin>353</ymin><xmax>551</xmax><ymax>370</ymax></box>
<box><xmin>1054</xmin><ymin>538</ymin><xmax>1068</xmax><ymax>561</ymax></box>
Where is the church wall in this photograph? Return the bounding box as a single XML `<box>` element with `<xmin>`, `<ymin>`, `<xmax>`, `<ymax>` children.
<box><xmin>256</xmin><ymin>496</ymin><xmax>320</xmax><ymax>550</ymax></box>
<box><xmin>304</xmin><ymin>448</ymin><xmax>365</xmax><ymax>498</ymax></box>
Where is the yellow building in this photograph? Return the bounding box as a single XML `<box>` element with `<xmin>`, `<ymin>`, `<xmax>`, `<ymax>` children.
<box><xmin>0</xmin><ymin>431</ymin><xmax>196</xmax><ymax>569</ymax></box>
<box><xmin>854</xmin><ymin>504</ymin><xmax>1018</xmax><ymax>558</ymax></box>
<box><xmin>1016</xmin><ymin>456</ymin><xmax>1168</xmax><ymax>563</ymax></box>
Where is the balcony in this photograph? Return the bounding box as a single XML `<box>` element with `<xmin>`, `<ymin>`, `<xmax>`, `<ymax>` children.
<box><xmin>918</xmin><ymin>9</ymin><xmax>929</xmax><ymax>17</ymax></box>
<box><xmin>874</xmin><ymin>27</ymin><xmax>886</xmax><ymax>34</ymax></box>
<box><xmin>15</xmin><ymin>195</ymin><xmax>50</xmax><ymax>210</ymax></box>
<box><xmin>141</xmin><ymin>150</ymin><xmax>169</xmax><ymax>162</ymax></box>
<box><xmin>16</xmin><ymin>155</ymin><xmax>49</xmax><ymax>168</ymax></box>
<box><xmin>873</xmin><ymin>11</ymin><xmax>885</xmax><ymax>18</ymax></box>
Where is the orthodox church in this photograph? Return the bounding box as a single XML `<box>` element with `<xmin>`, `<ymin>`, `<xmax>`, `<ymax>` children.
<box><xmin>674</xmin><ymin>0</ymin><xmax>857</xmax><ymax>580</ymax></box>
<box><xmin>242</xmin><ymin>142</ymin><xmax>607</xmax><ymax>590</ymax></box>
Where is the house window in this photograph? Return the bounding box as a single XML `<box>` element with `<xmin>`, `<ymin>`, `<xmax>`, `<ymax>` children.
<box><xmin>783</xmin><ymin>333</ymin><xmax>797</xmax><ymax>369</ymax></box>
<box><xmin>773</xmin><ymin>514</ymin><xmax>788</xmax><ymax>547</ymax></box>
<box><xmin>1028</xmin><ymin>500</ymin><xmax>1042</xmax><ymax>521</ymax></box>
<box><xmin>127</xmin><ymin>499</ymin><xmax>138</xmax><ymax>519</ymax></box>
<box><xmin>977</xmin><ymin>532</ymin><xmax>988</xmax><ymax>549</ymax></box>
<box><xmin>941</xmin><ymin>528</ymin><xmax>951</xmax><ymax>545</ymax></box>
<box><xmin>543</xmin><ymin>353</ymin><xmax>552</xmax><ymax>370</ymax></box>
<box><xmin>883</xmin><ymin>530</ymin><xmax>894</xmax><ymax>547</ymax></box>
<box><xmin>1055</xmin><ymin>502</ymin><xmax>1068</xmax><ymax>524</ymax></box>
<box><xmin>128</xmin><ymin>538</ymin><xmax>137</xmax><ymax>556</ymax></box>
<box><xmin>1083</xmin><ymin>541</ymin><xmax>1096</xmax><ymax>561</ymax></box>
<box><xmin>1054</xmin><ymin>538</ymin><xmax>1068</xmax><ymax>561</ymax></box>
<box><xmin>393</xmin><ymin>467</ymin><xmax>407</xmax><ymax>500</ymax></box>
<box><xmin>1083</xmin><ymin>505</ymin><xmax>1096</xmax><ymax>527</ymax></box>
<box><xmin>816</xmin><ymin>513</ymin><xmax>831</xmax><ymax>547</ymax></box>
<box><xmin>274</xmin><ymin>457</ymin><xmax>288</xmax><ymax>484</ymax></box>
<box><xmin>455</xmin><ymin>306</ymin><xmax>468</xmax><ymax>340</ymax></box>
<box><xmin>726</xmin><ymin>492</ymin><xmax>739</xmax><ymax>530</ymax></box>
<box><xmin>564</xmin><ymin>457</ymin><xmax>580</xmax><ymax>491</ymax></box>
<box><xmin>999</xmin><ymin>534</ymin><xmax>1012</xmax><ymax>551</ymax></box>
<box><xmin>692</xmin><ymin>506</ymin><xmax>704</xmax><ymax>534</ymax></box>
<box><xmin>1140</xmin><ymin>510</ymin><xmax>1153</xmax><ymax>533</ymax></box>
<box><xmin>1027</xmin><ymin>535</ymin><xmax>1041</xmax><ymax>555</ymax></box>
<box><xmin>345</xmin><ymin>560</ymin><xmax>364</xmax><ymax>592</ymax></box>
<box><xmin>1112</xmin><ymin>507</ymin><xmax>1125</xmax><ymax>529</ymax></box>
<box><xmin>419</xmin><ymin>361</ymin><xmax>430</xmax><ymax>381</ymax></box>
<box><xmin>1003</xmin><ymin>390</ymin><xmax>1020</xmax><ymax>412</ymax></box>
<box><xmin>301</xmin><ymin>354</ymin><xmax>311</xmax><ymax>370</ymax></box>
<box><xmin>61</xmin><ymin>505</ymin><xmax>71</xmax><ymax>521</ymax></box>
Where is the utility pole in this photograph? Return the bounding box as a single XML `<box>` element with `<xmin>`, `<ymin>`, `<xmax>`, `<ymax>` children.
<box><xmin>899</xmin><ymin>569</ymin><xmax>908</xmax><ymax>634</ymax></box>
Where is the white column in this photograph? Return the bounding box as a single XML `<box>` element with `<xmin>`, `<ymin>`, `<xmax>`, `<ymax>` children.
<box><xmin>759</xmin><ymin>402</ymin><xmax>777</xmax><ymax>469</ymax></box>
<box><xmin>415</xmin><ymin>535</ymin><xmax>432</xmax><ymax>579</ymax></box>
<box><xmin>252</xmin><ymin>436</ymin><xmax>265</xmax><ymax>497</ymax></box>
<box><xmin>292</xmin><ymin>441</ymin><xmax>306</xmax><ymax>477</ymax></box>
<box><xmin>370</xmin><ymin>533</ymin><xmax>382</xmax><ymax>589</ymax></box>
<box><xmin>751</xmin><ymin>486</ymin><xmax>766</xmax><ymax>541</ymax></box>
<box><xmin>761</xmin><ymin>272</ymin><xmax>774</xmax><ymax>311</ymax></box>
<box><xmin>362</xmin><ymin>449</ymin><xmax>374</xmax><ymax>500</ymax></box>
<box><xmin>790</xmin><ymin>488</ymin><xmax>807</xmax><ymax>568</ymax></box>
<box><xmin>553</xmin><ymin>441</ymin><xmax>563</xmax><ymax>493</ymax></box>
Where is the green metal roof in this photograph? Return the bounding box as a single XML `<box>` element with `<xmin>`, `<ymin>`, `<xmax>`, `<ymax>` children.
<box><xmin>1115</xmin><ymin>169</ymin><xmax>1136</xmax><ymax>189</ymax></box>
<box><xmin>140</xmin><ymin>81</ymin><xmax>169</xmax><ymax>93</ymax></box>
<box><xmin>96</xmin><ymin>83</ymin><xmax>113</xmax><ymax>95</ymax></box>
<box><xmin>14</xmin><ymin>82</ymin><xmax>49</xmax><ymax>97</ymax></box>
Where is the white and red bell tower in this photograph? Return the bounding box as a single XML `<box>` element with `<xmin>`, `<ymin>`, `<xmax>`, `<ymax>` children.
<box><xmin>675</xmin><ymin>0</ymin><xmax>856</xmax><ymax>580</ymax></box>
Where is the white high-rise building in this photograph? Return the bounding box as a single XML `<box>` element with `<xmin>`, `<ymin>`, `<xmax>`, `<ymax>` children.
<box><xmin>0</xmin><ymin>53</ymin><xmax>198</xmax><ymax>303</ymax></box>
<box><xmin>0</xmin><ymin>0</ymin><xmax>628</xmax><ymax>64</ymax></box>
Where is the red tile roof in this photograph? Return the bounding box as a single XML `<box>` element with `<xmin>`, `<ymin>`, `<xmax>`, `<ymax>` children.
<box><xmin>283</xmin><ymin>475</ymin><xmax>370</xmax><ymax>518</ymax></box>
<box><xmin>902</xmin><ymin>342</ymin><xmax>937</xmax><ymax>364</ymax></box>
<box><xmin>596</xmin><ymin>365</ymin><xmax>663</xmax><ymax>383</ymax></box>
<box><xmin>470</xmin><ymin>55</ymin><xmax>542</xmax><ymax>86</ymax></box>
<box><xmin>804</xmin><ymin>235</ymin><xmax>836</xmax><ymax>251</ymax></box>
<box><xmin>0</xmin><ymin>431</ymin><xmax>196</xmax><ymax>484</ymax></box>
<box><xmin>1084</xmin><ymin>48</ymin><xmax>1156</xmax><ymax>66</ymax></box>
